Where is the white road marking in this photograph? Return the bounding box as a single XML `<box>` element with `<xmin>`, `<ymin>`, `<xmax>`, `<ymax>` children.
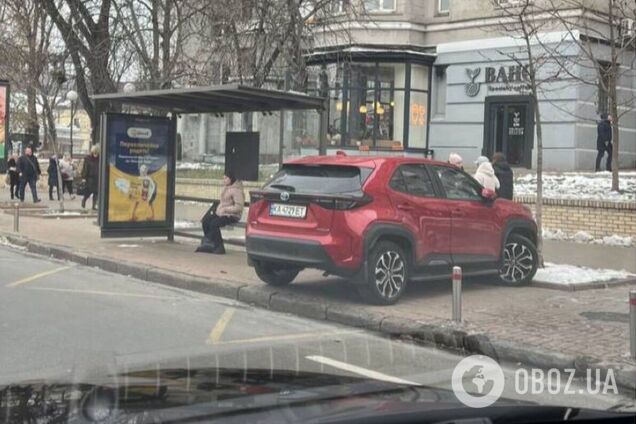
<box><xmin>305</xmin><ymin>355</ymin><xmax>421</xmax><ymax>386</ymax></box>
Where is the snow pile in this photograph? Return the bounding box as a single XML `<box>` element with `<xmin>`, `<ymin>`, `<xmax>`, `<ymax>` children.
<box><xmin>174</xmin><ymin>220</ymin><xmax>199</xmax><ymax>229</ymax></box>
<box><xmin>534</xmin><ymin>262</ymin><xmax>635</xmax><ymax>285</ymax></box>
<box><xmin>572</xmin><ymin>231</ymin><xmax>594</xmax><ymax>243</ymax></box>
<box><xmin>595</xmin><ymin>235</ymin><xmax>634</xmax><ymax>247</ymax></box>
<box><xmin>542</xmin><ymin>229</ymin><xmax>634</xmax><ymax>247</ymax></box>
<box><xmin>117</xmin><ymin>244</ymin><xmax>139</xmax><ymax>248</ymax></box>
<box><xmin>176</xmin><ymin>162</ymin><xmax>222</xmax><ymax>170</ymax></box>
<box><xmin>0</xmin><ymin>236</ymin><xmax>26</xmax><ymax>251</ymax></box>
<box><xmin>515</xmin><ymin>171</ymin><xmax>636</xmax><ymax>202</ymax></box>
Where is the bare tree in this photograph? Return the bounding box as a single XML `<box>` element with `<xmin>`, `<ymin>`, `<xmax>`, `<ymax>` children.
<box><xmin>41</xmin><ymin>0</ymin><xmax>120</xmax><ymax>143</ymax></box>
<box><xmin>192</xmin><ymin>0</ymin><xmax>356</xmax><ymax>89</ymax></box>
<box><xmin>488</xmin><ymin>0</ymin><xmax>571</xmax><ymax>265</ymax></box>
<box><xmin>0</xmin><ymin>0</ymin><xmax>56</xmax><ymax>143</ymax></box>
<box><xmin>112</xmin><ymin>0</ymin><xmax>205</xmax><ymax>89</ymax></box>
<box><xmin>544</xmin><ymin>0</ymin><xmax>636</xmax><ymax>191</ymax></box>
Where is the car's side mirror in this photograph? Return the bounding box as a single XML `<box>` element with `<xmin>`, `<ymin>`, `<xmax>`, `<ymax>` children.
<box><xmin>481</xmin><ymin>188</ymin><xmax>497</xmax><ymax>201</ymax></box>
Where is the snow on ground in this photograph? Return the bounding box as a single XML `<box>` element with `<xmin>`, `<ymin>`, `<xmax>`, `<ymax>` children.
<box><xmin>174</xmin><ymin>220</ymin><xmax>199</xmax><ymax>229</ymax></box>
<box><xmin>117</xmin><ymin>244</ymin><xmax>140</xmax><ymax>248</ymax></box>
<box><xmin>0</xmin><ymin>236</ymin><xmax>26</xmax><ymax>250</ymax></box>
<box><xmin>515</xmin><ymin>171</ymin><xmax>636</xmax><ymax>202</ymax></box>
<box><xmin>543</xmin><ymin>229</ymin><xmax>634</xmax><ymax>247</ymax></box>
<box><xmin>534</xmin><ymin>262</ymin><xmax>635</xmax><ymax>285</ymax></box>
<box><xmin>176</xmin><ymin>162</ymin><xmax>222</xmax><ymax>170</ymax></box>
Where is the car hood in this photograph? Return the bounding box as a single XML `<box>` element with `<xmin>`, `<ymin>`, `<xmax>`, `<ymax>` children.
<box><xmin>1</xmin><ymin>366</ymin><xmax>632</xmax><ymax>423</ymax></box>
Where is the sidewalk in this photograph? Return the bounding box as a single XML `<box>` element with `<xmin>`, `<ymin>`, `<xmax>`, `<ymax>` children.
<box><xmin>0</xmin><ymin>200</ymin><xmax>635</xmax><ymax>390</ymax></box>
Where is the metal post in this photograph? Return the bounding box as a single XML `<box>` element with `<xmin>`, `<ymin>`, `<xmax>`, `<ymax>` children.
<box><xmin>630</xmin><ymin>290</ymin><xmax>636</xmax><ymax>360</ymax></box>
<box><xmin>452</xmin><ymin>266</ymin><xmax>462</xmax><ymax>323</ymax></box>
<box><xmin>69</xmin><ymin>101</ymin><xmax>75</xmax><ymax>159</ymax></box>
<box><xmin>13</xmin><ymin>203</ymin><xmax>19</xmax><ymax>232</ymax></box>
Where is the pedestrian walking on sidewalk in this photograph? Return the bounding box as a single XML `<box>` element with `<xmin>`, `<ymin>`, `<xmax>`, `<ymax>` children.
<box><xmin>47</xmin><ymin>156</ymin><xmax>60</xmax><ymax>201</ymax></box>
<box><xmin>17</xmin><ymin>146</ymin><xmax>41</xmax><ymax>203</ymax></box>
<box><xmin>196</xmin><ymin>171</ymin><xmax>244</xmax><ymax>255</ymax></box>
<box><xmin>492</xmin><ymin>152</ymin><xmax>514</xmax><ymax>200</ymax></box>
<box><xmin>59</xmin><ymin>154</ymin><xmax>75</xmax><ymax>198</ymax></box>
<box><xmin>81</xmin><ymin>145</ymin><xmax>99</xmax><ymax>210</ymax></box>
<box><xmin>595</xmin><ymin>113</ymin><xmax>613</xmax><ymax>172</ymax></box>
<box><xmin>473</xmin><ymin>155</ymin><xmax>500</xmax><ymax>192</ymax></box>
<box><xmin>7</xmin><ymin>154</ymin><xmax>19</xmax><ymax>200</ymax></box>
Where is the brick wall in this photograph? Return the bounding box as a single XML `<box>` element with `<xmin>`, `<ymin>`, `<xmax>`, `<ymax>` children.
<box><xmin>516</xmin><ymin>196</ymin><xmax>636</xmax><ymax>239</ymax></box>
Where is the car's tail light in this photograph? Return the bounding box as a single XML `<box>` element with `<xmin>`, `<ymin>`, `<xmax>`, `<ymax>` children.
<box><xmin>314</xmin><ymin>195</ymin><xmax>373</xmax><ymax>210</ymax></box>
<box><xmin>249</xmin><ymin>192</ymin><xmax>264</xmax><ymax>204</ymax></box>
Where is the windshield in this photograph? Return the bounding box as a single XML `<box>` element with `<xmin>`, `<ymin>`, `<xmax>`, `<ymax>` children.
<box><xmin>2</xmin><ymin>0</ymin><xmax>636</xmax><ymax>422</ymax></box>
<box><xmin>265</xmin><ymin>164</ymin><xmax>374</xmax><ymax>195</ymax></box>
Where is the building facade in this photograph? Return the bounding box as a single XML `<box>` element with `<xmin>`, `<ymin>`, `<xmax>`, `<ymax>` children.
<box><xmin>179</xmin><ymin>0</ymin><xmax>636</xmax><ymax>171</ymax></box>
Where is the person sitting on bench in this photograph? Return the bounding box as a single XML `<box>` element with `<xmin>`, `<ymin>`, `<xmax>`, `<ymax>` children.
<box><xmin>196</xmin><ymin>171</ymin><xmax>244</xmax><ymax>255</ymax></box>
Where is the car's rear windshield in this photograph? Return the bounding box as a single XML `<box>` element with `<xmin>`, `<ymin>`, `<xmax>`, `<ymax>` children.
<box><xmin>265</xmin><ymin>164</ymin><xmax>374</xmax><ymax>195</ymax></box>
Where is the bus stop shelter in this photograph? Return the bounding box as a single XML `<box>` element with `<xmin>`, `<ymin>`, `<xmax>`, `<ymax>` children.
<box><xmin>91</xmin><ymin>84</ymin><xmax>326</xmax><ymax>239</ymax></box>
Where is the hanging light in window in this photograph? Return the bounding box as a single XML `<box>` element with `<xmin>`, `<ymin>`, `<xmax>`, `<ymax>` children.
<box><xmin>359</xmin><ymin>104</ymin><xmax>368</xmax><ymax>114</ymax></box>
<box><xmin>336</xmin><ymin>101</ymin><xmax>343</xmax><ymax>111</ymax></box>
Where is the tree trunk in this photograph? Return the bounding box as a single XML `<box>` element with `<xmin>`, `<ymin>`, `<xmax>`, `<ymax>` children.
<box><xmin>609</xmin><ymin>0</ymin><xmax>620</xmax><ymax>191</ymax></box>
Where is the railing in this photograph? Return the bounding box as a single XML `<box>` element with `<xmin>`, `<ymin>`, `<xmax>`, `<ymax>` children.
<box><xmin>173</xmin><ymin>195</ymin><xmax>248</xmax><ymax>246</ymax></box>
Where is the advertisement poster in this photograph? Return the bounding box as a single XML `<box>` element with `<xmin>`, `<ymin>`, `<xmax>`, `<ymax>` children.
<box><xmin>0</xmin><ymin>83</ymin><xmax>8</xmax><ymax>164</ymax></box>
<box><xmin>101</xmin><ymin>114</ymin><xmax>175</xmax><ymax>236</ymax></box>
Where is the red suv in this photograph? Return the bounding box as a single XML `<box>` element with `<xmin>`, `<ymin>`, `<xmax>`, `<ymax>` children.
<box><xmin>246</xmin><ymin>155</ymin><xmax>538</xmax><ymax>305</ymax></box>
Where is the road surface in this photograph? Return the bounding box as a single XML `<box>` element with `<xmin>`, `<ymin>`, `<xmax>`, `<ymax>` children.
<box><xmin>0</xmin><ymin>245</ymin><xmax>632</xmax><ymax>412</ymax></box>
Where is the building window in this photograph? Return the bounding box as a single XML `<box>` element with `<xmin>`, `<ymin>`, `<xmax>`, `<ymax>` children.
<box><xmin>597</xmin><ymin>61</ymin><xmax>611</xmax><ymax>116</ymax></box>
<box><xmin>364</xmin><ymin>0</ymin><xmax>396</xmax><ymax>12</ymax></box>
<box><xmin>433</xmin><ymin>65</ymin><xmax>447</xmax><ymax>118</ymax></box>
<box><xmin>497</xmin><ymin>0</ymin><xmax>533</xmax><ymax>6</ymax></box>
<box><xmin>438</xmin><ymin>0</ymin><xmax>449</xmax><ymax>14</ymax></box>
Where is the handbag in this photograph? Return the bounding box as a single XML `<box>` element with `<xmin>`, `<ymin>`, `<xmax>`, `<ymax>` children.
<box><xmin>76</xmin><ymin>179</ymin><xmax>87</xmax><ymax>196</ymax></box>
<box><xmin>200</xmin><ymin>201</ymin><xmax>219</xmax><ymax>224</ymax></box>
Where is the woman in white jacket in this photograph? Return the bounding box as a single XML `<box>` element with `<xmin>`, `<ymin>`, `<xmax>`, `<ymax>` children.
<box><xmin>473</xmin><ymin>156</ymin><xmax>500</xmax><ymax>192</ymax></box>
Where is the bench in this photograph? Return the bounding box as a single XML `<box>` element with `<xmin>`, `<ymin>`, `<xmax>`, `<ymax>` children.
<box><xmin>173</xmin><ymin>195</ymin><xmax>249</xmax><ymax>246</ymax></box>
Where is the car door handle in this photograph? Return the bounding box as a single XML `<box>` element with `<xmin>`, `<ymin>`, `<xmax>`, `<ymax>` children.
<box><xmin>397</xmin><ymin>203</ymin><xmax>414</xmax><ymax>211</ymax></box>
<box><xmin>452</xmin><ymin>208</ymin><xmax>465</xmax><ymax>217</ymax></box>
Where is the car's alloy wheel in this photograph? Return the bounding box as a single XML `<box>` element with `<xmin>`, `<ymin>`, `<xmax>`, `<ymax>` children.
<box><xmin>499</xmin><ymin>234</ymin><xmax>538</xmax><ymax>285</ymax></box>
<box><xmin>375</xmin><ymin>251</ymin><xmax>405</xmax><ymax>300</ymax></box>
<box><xmin>358</xmin><ymin>241</ymin><xmax>409</xmax><ymax>305</ymax></box>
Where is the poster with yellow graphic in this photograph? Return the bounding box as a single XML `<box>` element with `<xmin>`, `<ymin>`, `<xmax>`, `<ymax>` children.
<box><xmin>102</xmin><ymin>114</ymin><xmax>174</xmax><ymax>235</ymax></box>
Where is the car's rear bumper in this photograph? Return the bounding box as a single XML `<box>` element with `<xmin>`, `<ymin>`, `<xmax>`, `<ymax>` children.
<box><xmin>246</xmin><ymin>235</ymin><xmax>357</xmax><ymax>277</ymax></box>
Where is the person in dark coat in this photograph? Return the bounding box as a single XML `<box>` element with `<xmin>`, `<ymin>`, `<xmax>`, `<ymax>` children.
<box><xmin>492</xmin><ymin>152</ymin><xmax>514</xmax><ymax>200</ymax></box>
<box><xmin>47</xmin><ymin>156</ymin><xmax>60</xmax><ymax>201</ymax></box>
<box><xmin>595</xmin><ymin>113</ymin><xmax>613</xmax><ymax>172</ymax></box>
<box><xmin>17</xmin><ymin>146</ymin><xmax>41</xmax><ymax>203</ymax></box>
<box><xmin>7</xmin><ymin>154</ymin><xmax>20</xmax><ymax>200</ymax></box>
<box><xmin>81</xmin><ymin>145</ymin><xmax>100</xmax><ymax>210</ymax></box>
<box><xmin>196</xmin><ymin>171</ymin><xmax>244</xmax><ymax>255</ymax></box>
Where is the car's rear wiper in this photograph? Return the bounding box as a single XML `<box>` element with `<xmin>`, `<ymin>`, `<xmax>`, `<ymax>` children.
<box><xmin>269</xmin><ymin>184</ymin><xmax>295</xmax><ymax>192</ymax></box>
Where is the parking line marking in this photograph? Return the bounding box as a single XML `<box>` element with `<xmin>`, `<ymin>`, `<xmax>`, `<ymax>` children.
<box><xmin>24</xmin><ymin>286</ymin><xmax>180</xmax><ymax>299</ymax></box>
<box><xmin>213</xmin><ymin>329</ymin><xmax>362</xmax><ymax>346</ymax></box>
<box><xmin>206</xmin><ymin>308</ymin><xmax>236</xmax><ymax>345</ymax></box>
<box><xmin>305</xmin><ymin>355</ymin><xmax>421</xmax><ymax>386</ymax></box>
<box><xmin>6</xmin><ymin>266</ymin><xmax>73</xmax><ymax>288</ymax></box>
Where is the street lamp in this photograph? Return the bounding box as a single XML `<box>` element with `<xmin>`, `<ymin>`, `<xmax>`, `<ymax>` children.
<box><xmin>66</xmin><ymin>90</ymin><xmax>78</xmax><ymax>158</ymax></box>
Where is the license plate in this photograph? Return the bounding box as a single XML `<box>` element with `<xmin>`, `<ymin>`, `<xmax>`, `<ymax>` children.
<box><xmin>269</xmin><ymin>203</ymin><xmax>307</xmax><ymax>219</ymax></box>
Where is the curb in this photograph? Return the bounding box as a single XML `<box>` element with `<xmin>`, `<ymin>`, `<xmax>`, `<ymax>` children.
<box><xmin>532</xmin><ymin>278</ymin><xmax>636</xmax><ymax>291</ymax></box>
<box><xmin>1</xmin><ymin>231</ymin><xmax>635</xmax><ymax>394</ymax></box>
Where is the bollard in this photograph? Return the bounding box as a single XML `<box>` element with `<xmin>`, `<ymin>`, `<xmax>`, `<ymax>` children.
<box><xmin>13</xmin><ymin>203</ymin><xmax>19</xmax><ymax>233</ymax></box>
<box><xmin>452</xmin><ymin>266</ymin><xmax>462</xmax><ymax>323</ymax></box>
<box><xmin>630</xmin><ymin>290</ymin><xmax>636</xmax><ymax>360</ymax></box>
